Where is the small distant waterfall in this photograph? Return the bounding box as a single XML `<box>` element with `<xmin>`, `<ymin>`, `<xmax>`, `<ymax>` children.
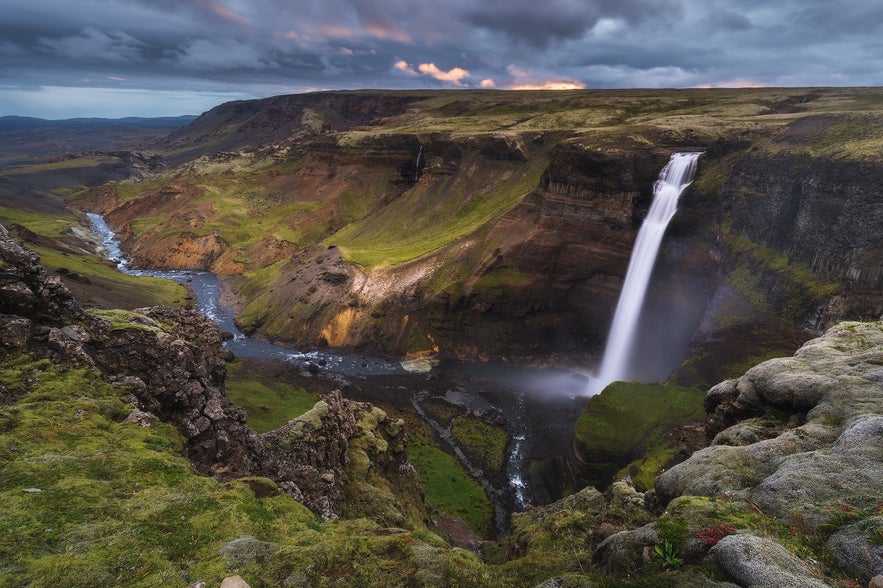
<box><xmin>592</xmin><ymin>152</ymin><xmax>701</xmax><ymax>394</ymax></box>
<box><xmin>414</xmin><ymin>144</ymin><xmax>423</xmax><ymax>181</ymax></box>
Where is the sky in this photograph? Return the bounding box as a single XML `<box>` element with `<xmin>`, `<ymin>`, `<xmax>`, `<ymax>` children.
<box><xmin>2</xmin><ymin>0</ymin><xmax>882</xmax><ymax>119</ymax></box>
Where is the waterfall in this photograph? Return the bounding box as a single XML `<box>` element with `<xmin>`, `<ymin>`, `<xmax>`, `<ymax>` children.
<box><xmin>414</xmin><ymin>144</ymin><xmax>422</xmax><ymax>181</ymax></box>
<box><xmin>592</xmin><ymin>152</ymin><xmax>701</xmax><ymax>394</ymax></box>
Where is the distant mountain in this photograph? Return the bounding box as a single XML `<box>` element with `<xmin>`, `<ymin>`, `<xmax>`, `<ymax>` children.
<box><xmin>0</xmin><ymin>115</ymin><xmax>198</xmax><ymax>132</ymax></box>
<box><xmin>0</xmin><ymin>115</ymin><xmax>199</xmax><ymax>162</ymax></box>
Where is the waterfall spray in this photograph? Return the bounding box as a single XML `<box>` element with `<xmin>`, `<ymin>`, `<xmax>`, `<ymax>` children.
<box><xmin>592</xmin><ymin>152</ymin><xmax>701</xmax><ymax>394</ymax></box>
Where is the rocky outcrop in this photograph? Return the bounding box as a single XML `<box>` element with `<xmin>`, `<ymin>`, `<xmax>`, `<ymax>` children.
<box><xmin>0</xmin><ymin>224</ymin><xmax>423</xmax><ymax>522</ymax></box>
<box><xmin>656</xmin><ymin>321</ymin><xmax>883</xmax><ymax>529</ymax></box>
<box><xmin>708</xmin><ymin>534</ymin><xmax>829</xmax><ymax>588</ymax></box>
<box><xmin>0</xmin><ymin>223</ymin><xmax>83</xmax><ymax>322</ymax></box>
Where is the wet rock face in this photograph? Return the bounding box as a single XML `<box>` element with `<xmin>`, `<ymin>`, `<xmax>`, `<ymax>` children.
<box><xmin>726</xmin><ymin>148</ymin><xmax>883</xmax><ymax>291</ymax></box>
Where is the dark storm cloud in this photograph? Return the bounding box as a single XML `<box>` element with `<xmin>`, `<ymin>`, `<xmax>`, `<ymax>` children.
<box><xmin>464</xmin><ymin>0</ymin><xmax>684</xmax><ymax>48</ymax></box>
<box><xmin>1</xmin><ymin>0</ymin><xmax>882</xmax><ymax>117</ymax></box>
<box><xmin>703</xmin><ymin>10</ymin><xmax>752</xmax><ymax>31</ymax></box>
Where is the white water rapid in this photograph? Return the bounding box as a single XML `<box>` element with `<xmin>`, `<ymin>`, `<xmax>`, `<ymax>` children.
<box><xmin>592</xmin><ymin>152</ymin><xmax>701</xmax><ymax>394</ymax></box>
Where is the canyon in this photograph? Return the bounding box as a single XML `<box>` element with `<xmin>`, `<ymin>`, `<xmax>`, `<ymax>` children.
<box><xmin>1</xmin><ymin>88</ymin><xmax>882</xmax><ymax>586</ymax></box>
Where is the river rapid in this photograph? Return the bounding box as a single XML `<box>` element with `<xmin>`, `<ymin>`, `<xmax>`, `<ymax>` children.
<box><xmin>87</xmin><ymin>213</ymin><xmax>589</xmax><ymax>534</ymax></box>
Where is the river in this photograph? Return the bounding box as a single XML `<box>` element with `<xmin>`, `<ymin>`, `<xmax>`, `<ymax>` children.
<box><xmin>87</xmin><ymin>213</ymin><xmax>589</xmax><ymax>532</ymax></box>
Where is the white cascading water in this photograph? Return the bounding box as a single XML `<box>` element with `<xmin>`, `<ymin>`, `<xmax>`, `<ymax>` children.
<box><xmin>592</xmin><ymin>152</ymin><xmax>701</xmax><ymax>394</ymax></box>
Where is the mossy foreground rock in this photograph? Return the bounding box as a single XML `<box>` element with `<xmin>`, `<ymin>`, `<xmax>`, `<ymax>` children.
<box><xmin>645</xmin><ymin>320</ymin><xmax>882</xmax><ymax>585</ymax></box>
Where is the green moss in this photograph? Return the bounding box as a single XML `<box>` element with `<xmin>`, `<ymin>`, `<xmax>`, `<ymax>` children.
<box><xmin>473</xmin><ymin>265</ymin><xmax>532</xmax><ymax>290</ymax></box>
<box><xmin>572</xmin><ymin>382</ymin><xmax>705</xmax><ymax>490</ymax></box>
<box><xmin>724</xmin><ymin>234</ymin><xmax>840</xmax><ymax>323</ymax></box>
<box><xmin>450</xmin><ymin>416</ymin><xmax>510</xmax><ymax>473</ymax></box>
<box><xmin>0</xmin><ymin>350</ymin><xmax>511</xmax><ymax>586</ymax></box>
<box><xmin>225</xmin><ymin>361</ymin><xmax>318</xmax><ymax>433</ymax></box>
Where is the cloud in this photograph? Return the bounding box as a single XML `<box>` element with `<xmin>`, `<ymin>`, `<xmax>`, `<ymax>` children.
<box><xmin>0</xmin><ymin>41</ymin><xmax>23</xmax><ymax>56</ymax></box>
<box><xmin>505</xmin><ymin>65</ymin><xmax>585</xmax><ymax>90</ymax></box>
<box><xmin>510</xmin><ymin>81</ymin><xmax>586</xmax><ymax>90</ymax></box>
<box><xmin>465</xmin><ymin>0</ymin><xmax>680</xmax><ymax>48</ymax></box>
<box><xmin>704</xmin><ymin>10</ymin><xmax>752</xmax><ymax>31</ymax></box>
<box><xmin>393</xmin><ymin>60</ymin><xmax>417</xmax><ymax>75</ymax></box>
<box><xmin>170</xmin><ymin>38</ymin><xmax>277</xmax><ymax>70</ymax></box>
<box><xmin>393</xmin><ymin>60</ymin><xmax>471</xmax><ymax>85</ymax></box>
<box><xmin>695</xmin><ymin>78</ymin><xmax>768</xmax><ymax>88</ymax></box>
<box><xmin>418</xmin><ymin>63</ymin><xmax>470</xmax><ymax>85</ymax></box>
<box><xmin>38</xmin><ymin>27</ymin><xmax>144</xmax><ymax>63</ymax></box>
<box><xmin>2</xmin><ymin>0</ymin><xmax>883</xmax><ymax>118</ymax></box>
<box><xmin>194</xmin><ymin>0</ymin><xmax>253</xmax><ymax>28</ymax></box>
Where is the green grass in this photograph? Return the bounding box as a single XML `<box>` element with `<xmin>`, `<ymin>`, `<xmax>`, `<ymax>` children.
<box><xmin>0</xmin><ymin>156</ymin><xmax>113</xmax><ymax>176</ymax></box>
<box><xmin>0</xmin><ymin>350</ymin><xmax>502</xmax><ymax>586</ymax></box>
<box><xmin>225</xmin><ymin>362</ymin><xmax>318</xmax><ymax>433</ymax></box>
<box><xmin>406</xmin><ymin>444</ymin><xmax>493</xmax><ymax>537</ymax></box>
<box><xmin>0</xmin><ymin>205</ymin><xmax>79</xmax><ymax>237</ymax></box>
<box><xmin>0</xmin><ymin>204</ymin><xmax>188</xmax><ymax>308</ymax></box>
<box><xmin>33</xmin><ymin>245</ymin><xmax>189</xmax><ymax>308</ymax></box>
<box><xmin>0</xmin><ymin>356</ymin><xmax>314</xmax><ymax>586</ymax></box>
<box><xmin>332</xmin><ymin>155</ymin><xmax>548</xmax><ymax>269</ymax></box>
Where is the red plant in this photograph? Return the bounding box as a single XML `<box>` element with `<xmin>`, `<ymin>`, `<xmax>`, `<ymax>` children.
<box><xmin>695</xmin><ymin>523</ymin><xmax>737</xmax><ymax>547</ymax></box>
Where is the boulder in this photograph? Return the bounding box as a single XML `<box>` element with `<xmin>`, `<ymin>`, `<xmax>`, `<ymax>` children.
<box><xmin>826</xmin><ymin>517</ymin><xmax>883</xmax><ymax>584</ymax></box>
<box><xmin>708</xmin><ymin>534</ymin><xmax>829</xmax><ymax>588</ymax></box>
<box><xmin>656</xmin><ymin>322</ymin><xmax>883</xmax><ymax>532</ymax></box>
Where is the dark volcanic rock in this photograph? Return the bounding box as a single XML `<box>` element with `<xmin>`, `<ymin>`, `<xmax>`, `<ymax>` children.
<box><xmin>0</xmin><ymin>223</ymin><xmax>83</xmax><ymax>321</ymax></box>
<box><xmin>86</xmin><ymin>306</ymin><xmax>258</xmax><ymax>476</ymax></box>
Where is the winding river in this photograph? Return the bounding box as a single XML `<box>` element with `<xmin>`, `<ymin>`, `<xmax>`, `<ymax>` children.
<box><xmin>87</xmin><ymin>213</ymin><xmax>403</xmax><ymax>376</ymax></box>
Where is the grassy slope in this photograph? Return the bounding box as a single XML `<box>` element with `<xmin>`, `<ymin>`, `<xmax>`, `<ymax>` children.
<box><xmin>225</xmin><ymin>361</ymin><xmax>318</xmax><ymax>433</ymax></box>
<box><xmin>332</xmin><ymin>155</ymin><xmax>547</xmax><ymax>270</ymax></box>
<box><xmin>0</xmin><ymin>354</ymin><xmax>503</xmax><ymax>587</ymax></box>
<box><xmin>0</xmin><ymin>205</ymin><xmax>187</xmax><ymax>309</ymax></box>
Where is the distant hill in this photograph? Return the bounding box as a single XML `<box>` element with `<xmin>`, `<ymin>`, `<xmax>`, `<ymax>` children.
<box><xmin>0</xmin><ymin>115</ymin><xmax>197</xmax><ymax>132</ymax></box>
<box><xmin>0</xmin><ymin>115</ymin><xmax>198</xmax><ymax>163</ymax></box>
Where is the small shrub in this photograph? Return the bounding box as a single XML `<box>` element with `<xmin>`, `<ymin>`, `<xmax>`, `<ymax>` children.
<box><xmin>695</xmin><ymin>523</ymin><xmax>736</xmax><ymax>547</ymax></box>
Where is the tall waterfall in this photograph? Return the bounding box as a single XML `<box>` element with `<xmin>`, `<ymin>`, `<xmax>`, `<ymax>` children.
<box><xmin>414</xmin><ymin>144</ymin><xmax>423</xmax><ymax>181</ymax></box>
<box><xmin>592</xmin><ymin>152</ymin><xmax>701</xmax><ymax>394</ymax></box>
